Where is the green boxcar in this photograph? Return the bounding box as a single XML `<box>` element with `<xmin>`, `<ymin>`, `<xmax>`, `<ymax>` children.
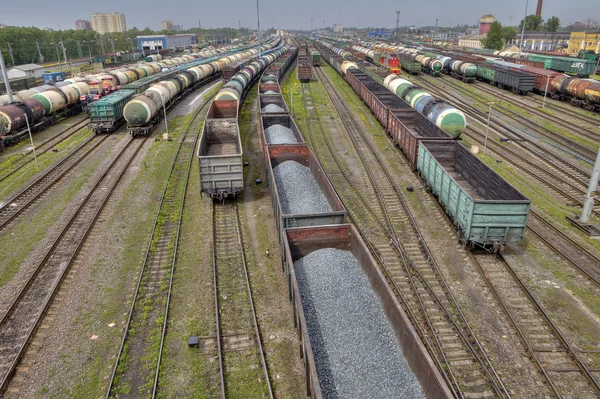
<box><xmin>550</xmin><ymin>57</ymin><xmax>595</xmax><ymax>77</ymax></box>
<box><xmin>0</xmin><ymin>76</ymin><xmax>36</xmax><ymax>93</ymax></box>
<box><xmin>88</xmin><ymin>89</ymin><xmax>136</xmax><ymax>133</ymax></box>
<box><xmin>400</xmin><ymin>59</ymin><xmax>421</xmax><ymax>75</ymax></box>
<box><xmin>476</xmin><ymin>64</ymin><xmax>497</xmax><ymax>82</ymax></box>
<box><xmin>311</xmin><ymin>51</ymin><xmax>321</xmax><ymax>66</ymax></box>
<box><xmin>417</xmin><ymin>141</ymin><xmax>530</xmax><ymax>250</ymax></box>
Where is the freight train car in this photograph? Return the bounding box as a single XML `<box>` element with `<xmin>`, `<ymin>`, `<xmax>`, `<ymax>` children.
<box><xmin>199</xmin><ymin>41</ymin><xmax>287</xmax><ymax>199</ymax></box>
<box><xmin>88</xmin><ymin>89</ymin><xmax>136</xmax><ymax>133</ymax></box>
<box><xmin>297</xmin><ymin>43</ymin><xmax>313</xmax><ymax>83</ymax></box>
<box><xmin>417</xmin><ymin>141</ymin><xmax>530</xmax><ymax>250</ymax></box>
<box><xmin>475</xmin><ymin>64</ymin><xmax>535</xmax><ymax>94</ymax></box>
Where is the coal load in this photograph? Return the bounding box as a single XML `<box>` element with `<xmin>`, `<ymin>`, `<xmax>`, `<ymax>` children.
<box><xmin>264</xmin><ymin>124</ymin><xmax>298</xmax><ymax>144</ymax></box>
<box><xmin>262</xmin><ymin>104</ymin><xmax>285</xmax><ymax>113</ymax></box>
<box><xmin>294</xmin><ymin>248</ymin><xmax>425</xmax><ymax>399</ymax></box>
<box><xmin>273</xmin><ymin>161</ymin><xmax>332</xmax><ymax>214</ymax></box>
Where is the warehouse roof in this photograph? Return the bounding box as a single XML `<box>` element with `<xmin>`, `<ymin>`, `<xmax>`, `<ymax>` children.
<box><xmin>460</xmin><ymin>35</ymin><xmax>485</xmax><ymax>41</ymax></box>
<box><xmin>8</xmin><ymin>64</ymin><xmax>43</xmax><ymax>71</ymax></box>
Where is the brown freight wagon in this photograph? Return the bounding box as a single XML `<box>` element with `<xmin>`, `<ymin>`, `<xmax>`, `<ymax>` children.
<box><xmin>370</xmin><ymin>92</ymin><xmax>409</xmax><ymax>129</ymax></box>
<box><xmin>259</xmin><ymin>94</ymin><xmax>290</xmax><ymax>115</ymax></box>
<box><xmin>259</xmin><ymin>82</ymin><xmax>281</xmax><ymax>95</ymax></box>
<box><xmin>386</xmin><ymin>109</ymin><xmax>453</xmax><ymax>170</ymax></box>
<box><xmin>283</xmin><ymin>224</ymin><xmax>453</xmax><ymax>399</ymax></box>
<box><xmin>519</xmin><ymin>66</ymin><xmax>562</xmax><ymax>94</ymax></box>
<box><xmin>259</xmin><ymin>114</ymin><xmax>305</xmax><ymax>168</ymax></box>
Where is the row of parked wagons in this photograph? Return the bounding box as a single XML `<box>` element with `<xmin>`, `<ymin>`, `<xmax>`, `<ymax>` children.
<box><xmin>317</xmin><ymin>44</ymin><xmax>531</xmax><ymax>252</ymax></box>
<box><xmin>256</xmin><ymin>42</ymin><xmax>450</xmax><ymax>398</ymax></box>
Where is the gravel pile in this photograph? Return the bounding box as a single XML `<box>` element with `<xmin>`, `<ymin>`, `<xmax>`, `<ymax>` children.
<box><xmin>273</xmin><ymin>161</ymin><xmax>332</xmax><ymax>215</ymax></box>
<box><xmin>265</xmin><ymin>124</ymin><xmax>298</xmax><ymax>144</ymax></box>
<box><xmin>262</xmin><ymin>104</ymin><xmax>286</xmax><ymax>113</ymax></box>
<box><xmin>263</xmin><ymin>90</ymin><xmax>278</xmax><ymax>94</ymax></box>
<box><xmin>294</xmin><ymin>248</ymin><xmax>425</xmax><ymax>399</ymax></box>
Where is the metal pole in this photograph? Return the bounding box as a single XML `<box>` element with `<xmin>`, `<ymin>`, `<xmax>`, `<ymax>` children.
<box><xmin>7</xmin><ymin>43</ymin><xmax>15</xmax><ymax>66</ymax></box>
<box><xmin>518</xmin><ymin>0</ymin><xmax>529</xmax><ymax>57</ymax></box>
<box><xmin>542</xmin><ymin>75</ymin><xmax>550</xmax><ymax>108</ymax></box>
<box><xmin>61</xmin><ymin>41</ymin><xmax>67</xmax><ymax>69</ymax></box>
<box><xmin>110</xmin><ymin>39</ymin><xmax>116</xmax><ymax>55</ymax></box>
<box><xmin>36</xmin><ymin>40</ymin><xmax>44</xmax><ymax>63</ymax></box>
<box><xmin>256</xmin><ymin>0</ymin><xmax>261</xmax><ymax>57</ymax></box>
<box><xmin>290</xmin><ymin>82</ymin><xmax>293</xmax><ymax>118</ymax></box>
<box><xmin>483</xmin><ymin>102</ymin><xmax>494</xmax><ymax>154</ymax></box>
<box><xmin>161</xmin><ymin>93</ymin><xmax>169</xmax><ymax>139</ymax></box>
<box><xmin>56</xmin><ymin>46</ymin><xmax>62</xmax><ymax>70</ymax></box>
<box><xmin>0</xmin><ymin>49</ymin><xmax>13</xmax><ymax>103</ymax></box>
<box><xmin>579</xmin><ymin>147</ymin><xmax>600</xmax><ymax>224</ymax></box>
<box><xmin>24</xmin><ymin>114</ymin><xmax>38</xmax><ymax>168</ymax></box>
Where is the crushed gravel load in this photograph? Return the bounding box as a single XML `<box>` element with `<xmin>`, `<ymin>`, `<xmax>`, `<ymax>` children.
<box><xmin>263</xmin><ymin>90</ymin><xmax>278</xmax><ymax>94</ymax></box>
<box><xmin>264</xmin><ymin>124</ymin><xmax>298</xmax><ymax>144</ymax></box>
<box><xmin>262</xmin><ymin>104</ymin><xmax>285</xmax><ymax>113</ymax></box>
<box><xmin>273</xmin><ymin>161</ymin><xmax>332</xmax><ymax>214</ymax></box>
<box><xmin>294</xmin><ymin>248</ymin><xmax>425</xmax><ymax>399</ymax></box>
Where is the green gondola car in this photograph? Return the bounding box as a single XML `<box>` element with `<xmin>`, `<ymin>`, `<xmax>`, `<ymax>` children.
<box><xmin>88</xmin><ymin>89</ymin><xmax>136</xmax><ymax>133</ymax></box>
<box><xmin>417</xmin><ymin>141</ymin><xmax>530</xmax><ymax>251</ymax></box>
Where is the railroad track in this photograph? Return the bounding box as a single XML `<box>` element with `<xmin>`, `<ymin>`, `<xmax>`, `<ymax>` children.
<box><xmin>0</xmin><ymin>136</ymin><xmax>146</xmax><ymax>395</ymax></box>
<box><xmin>105</xmin><ymin>85</ymin><xmax>219</xmax><ymax>399</ymax></box>
<box><xmin>306</xmin><ymin>68</ymin><xmax>512</xmax><ymax>398</ymax></box>
<box><xmin>470</xmin><ymin>81</ymin><xmax>599</xmax><ymax>141</ymax></box>
<box><xmin>414</xmin><ymin>77</ymin><xmax>600</xmax><ymax>216</ymax></box>
<box><xmin>416</xmin><ymin>75</ymin><xmax>597</xmax><ymax>164</ymax></box>
<box><xmin>469</xmin><ymin>251</ymin><xmax>600</xmax><ymax>398</ymax></box>
<box><xmin>212</xmin><ymin>202</ymin><xmax>272</xmax><ymax>398</ymax></box>
<box><xmin>0</xmin><ymin>117</ymin><xmax>90</xmax><ymax>184</ymax></box>
<box><xmin>0</xmin><ymin>134</ymin><xmax>110</xmax><ymax>230</ymax></box>
<box><xmin>527</xmin><ymin>210</ymin><xmax>600</xmax><ymax>288</ymax></box>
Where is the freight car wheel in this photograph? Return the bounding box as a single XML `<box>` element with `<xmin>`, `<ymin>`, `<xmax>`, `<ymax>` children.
<box><xmin>583</xmin><ymin>103</ymin><xmax>594</xmax><ymax>112</ymax></box>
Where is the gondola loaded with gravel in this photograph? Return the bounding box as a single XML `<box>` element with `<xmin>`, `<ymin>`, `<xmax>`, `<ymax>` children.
<box><xmin>266</xmin><ymin>145</ymin><xmax>347</xmax><ymax>242</ymax></box>
<box><xmin>283</xmin><ymin>224</ymin><xmax>452</xmax><ymax>398</ymax></box>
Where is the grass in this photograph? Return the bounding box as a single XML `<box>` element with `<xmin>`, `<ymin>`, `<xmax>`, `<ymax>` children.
<box><xmin>0</xmin><ymin>127</ymin><xmax>94</xmax><ymax>200</ymax></box>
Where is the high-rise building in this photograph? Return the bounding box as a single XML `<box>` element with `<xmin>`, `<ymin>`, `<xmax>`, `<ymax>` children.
<box><xmin>333</xmin><ymin>24</ymin><xmax>343</xmax><ymax>33</ymax></box>
<box><xmin>173</xmin><ymin>24</ymin><xmax>182</xmax><ymax>31</ymax></box>
<box><xmin>75</xmin><ymin>20</ymin><xmax>92</xmax><ymax>31</ymax></box>
<box><xmin>90</xmin><ymin>12</ymin><xmax>127</xmax><ymax>34</ymax></box>
<box><xmin>161</xmin><ymin>20</ymin><xmax>174</xmax><ymax>31</ymax></box>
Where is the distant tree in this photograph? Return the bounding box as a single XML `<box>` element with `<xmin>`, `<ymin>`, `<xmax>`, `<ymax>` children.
<box><xmin>518</xmin><ymin>15</ymin><xmax>544</xmax><ymax>32</ymax></box>
<box><xmin>501</xmin><ymin>26</ymin><xmax>518</xmax><ymax>43</ymax></box>
<box><xmin>482</xmin><ymin>21</ymin><xmax>505</xmax><ymax>50</ymax></box>
<box><xmin>543</xmin><ymin>16</ymin><xmax>560</xmax><ymax>32</ymax></box>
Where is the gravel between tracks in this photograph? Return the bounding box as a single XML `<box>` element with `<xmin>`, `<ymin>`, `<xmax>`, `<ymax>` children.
<box><xmin>273</xmin><ymin>160</ymin><xmax>331</xmax><ymax>214</ymax></box>
<box><xmin>264</xmin><ymin>124</ymin><xmax>298</xmax><ymax>144</ymax></box>
<box><xmin>262</xmin><ymin>104</ymin><xmax>286</xmax><ymax>113</ymax></box>
<box><xmin>294</xmin><ymin>248</ymin><xmax>425</xmax><ymax>399</ymax></box>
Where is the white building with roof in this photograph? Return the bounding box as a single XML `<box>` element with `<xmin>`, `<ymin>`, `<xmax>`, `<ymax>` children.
<box><xmin>6</xmin><ymin>64</ymin><xmax>45</xmax><ymax>79</ymax></box>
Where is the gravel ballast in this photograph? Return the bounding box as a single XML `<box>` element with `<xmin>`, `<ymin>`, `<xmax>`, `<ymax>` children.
<box><xmin>273</xmin><ymin>161</ymin><xmax>332</xmax><ymax>215</ymax></box>
<box><xmin>262</xmin><ymin>104</ymin><xmax>286</xmax><ymax>113</ymax></box>
<box><xmin>294</xmin><ymin>248</ymin><xmax>425</xmax><ymax>399</ymax></box>
<box><xmin>264</xmin><ymin>124</ymin><xmax>298</xmax><ymax>144</ymax></box>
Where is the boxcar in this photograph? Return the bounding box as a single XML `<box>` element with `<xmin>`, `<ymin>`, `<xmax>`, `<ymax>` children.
<box><xmin>88</xmin><ymin>89</ymin><xmax>136</xmax><ymax>133</ymax></box>
<box><xmin>267</xmin><ymin>145</ymin><xmax>347</xmax><ymax>243</ymax></box>
<box><xmin>519</xmin><ymin>66</ymin><xmax>562</xmax><ymax>94</ymax></box>
<box><xmin>311</xmin><ymin>51</ymin><xmax>321</xmax><ymax>67</ymax></box>
<box><xmin>283</xmin><ymin>224</ymin><xmax>452</xmax><ymax>399</ymax></box>
<box><xmin>477</xmin><ymin>64</ymin><xmax>534</xmax><ymax>94</ymax></box>
<box><xmin>0</xmin><ymin>77</ymin><xmax>37</xmax><ymax>94</ymax></box>
<box><xmin>400</xmin><ymin>59</ymin><xmax>422</xmax><ymax>75</ymax></box>
<box><xmin>417</xmin><ymin>141</ymin><xmax>530</xmax><ymax>250</ymax></box>
<box><xmin>198</xmin><ymin>100</ymin><xmax>243</xmax><ymax>199</ymax></box>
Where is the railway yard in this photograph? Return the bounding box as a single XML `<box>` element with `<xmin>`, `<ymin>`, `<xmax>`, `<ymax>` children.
<box><xmin>0</xmin><ymin>31</ymin><xmax>599</xmax><ymax>399</ymax></box>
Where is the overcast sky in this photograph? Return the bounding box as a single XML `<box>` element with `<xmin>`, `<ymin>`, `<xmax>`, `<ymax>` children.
<box><xmin>2</xmin><ymin>0</ymin><xmax>599</xmax><ymax>31</ymax></box>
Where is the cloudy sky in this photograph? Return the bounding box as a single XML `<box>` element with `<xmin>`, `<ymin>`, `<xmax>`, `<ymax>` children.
<box><xmin>2</xmin><ymin>0</ymin><xmax>599</xmax><ymax>31</ymax></box>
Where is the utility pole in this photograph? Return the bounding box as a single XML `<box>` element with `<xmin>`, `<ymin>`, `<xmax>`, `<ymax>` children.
<box><xmin>110</xmin><ymin>39</ymin><xmax>116</xmax><ymax>55</ymax></box>
<box><xmin>7</xmin><ymin>43</ymin><xmax>15</xmax><ymax>66</ymax></box>
<box><xmin>311</xmin><ymin>19</ymin><xmax>313</xmax><ymax>32</ymax></box>
<box><xmin>519</xmin><ymin>0</ymin><xmax>529</xmax><ymax>56</ymax></box>
<box><xmin>396</xmin><ymin>11</ymin><xmax>401</xmax><ymax>40</ymax></box>
<box><xmin>77</xmin><ymin>40</ymin><xmax>83</xmax><ymax>59</ymax></box>
<box><xmin>256</xmin><ymin>0</ymin><xmax>261</xmax><ymax>57</ymax></box>
<box><xmin>579</xmin><ymin>147</ymin><xmax>600</xmax><ymax>224</ymax></box>
<box><xmin>0</xmin><ymin>48</ymin><xmax>13</xmax><ymax>103</ymax></box>
<box><xmin>36</xmin><ymin>40</ymin><xmax>44</xmax><ymax>63</ymax></box>
<box><xmin>483</xmin><ymin>102</ymin><xmax>494</xmax><ymax>154</ymax></box>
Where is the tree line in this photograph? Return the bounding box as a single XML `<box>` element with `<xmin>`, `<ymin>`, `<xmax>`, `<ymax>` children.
<box><xmin>482</xmin><ymin>15</ymin><xmax>562</xmax><ymax>50</ymax></box>
<box><xmin>0</xmin><ymin>26</ymin><xmax>250</xmax><ymax>66</ymax></box>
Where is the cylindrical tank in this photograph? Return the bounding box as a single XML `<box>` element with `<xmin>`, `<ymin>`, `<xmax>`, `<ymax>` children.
<box><xmin>17</xmin><ymin>90</ymin><xmax>35</xmax><ymax>99</ymax></box>
<box><xmin>124</xmin><ymin>95</ymin><xmax>157</xmax><ymax>126</ymax></box>
<box><xmin>0</xmin><ymin>99</ymin><xmax>45</xmax><ymax>134</ymax></box>
<box><xmin>341</xmin><ymin>61</ymin><xmax>358</xmax><ymax>75</ymax></box>
<box><xmin>404</xmin><ymin>88</ymin><xmax>432</xmax><ymax>108</ymax></box>
<box><xmin>461</xmin><ymin>63</ymin><xmax>478</xmax><ymax>78</ymax></box>
<box><xmin>124</xmin><ymin>70</ymin><xmax>138</xmax><ymax>82</ymax></box>
<box><xmin>566</xmin><ymin>79</ymin><xmax>600</xmax><ymax>100</ymax></box>
<box><xmin>112</xmin><ymin>71</ymin><xmax>130</xmax><ymax>85</ymax></box>
<box><xmin>551</xmin><ymin>75</ymin><xmax>571</xmax><ymax>95</ymax></box>
<box><xmin>389</xmin><ymin>78</ymin><xmax>414</xmax><ymax>99</ymax></box>
<box><xmin>383</xmin><ymin>74</ymin><xmax>399</xmax><ymax>89</ymax></box>
<box><xmin>59</xmin><ymin>85</ymin><xmax>79</xmax><ymax>105</ymax></box>
<box><xmin>31</xmin><ymin>90</ymin><xmax>67</xmax><ymax>114</ymax></box>
<box><xmin>424</xmin><ymin>101</ymin><xmax>467</xmax><ymax>138</ymax></box>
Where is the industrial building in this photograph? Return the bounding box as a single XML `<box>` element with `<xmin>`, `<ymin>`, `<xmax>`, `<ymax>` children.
<box><xmin>458</xmin><ymin>35</ymin><xmax>484</xmax><ymax>48</ymax></box>
<box><xmin>75</xmin><ymin>20</ymin><xmax>91</xmax><ymax>31</ymax></box>
<box><xmin>90</xmin><ymin>12</ymin><xmax>127</xmax><ymax>34</ymax></box>
<box><xmin>510</xmin><ymin>31</ymin><xmax>570</xmax><ymax>52</ymax></box>
<box><xmin>567</xmin><ymin>31</ymin><xmax>600</xmax><ymax>55</ymax></box>
<box><xmin>136</xmin><ymin>34</ymin><xmax>197</xmax><ymax>51</ymax></box>
<box><xmin>479</xmin><ymin>14</ymin><xmax>494</xmax><ymax>35</ymax></box>
<box><xmin>333</xmin><ymin>24</ymin><xmax>343</xmax><ymax>33</ymax></box>
<box><xmin>161</xmin><ymin>20</ymin><xmax>174</xmax><ymax>31</ymax></box>
<box><xmin>6</xmin><ymin>64</ymin><xmax>44</xmax><ymax>79</ymax></box>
